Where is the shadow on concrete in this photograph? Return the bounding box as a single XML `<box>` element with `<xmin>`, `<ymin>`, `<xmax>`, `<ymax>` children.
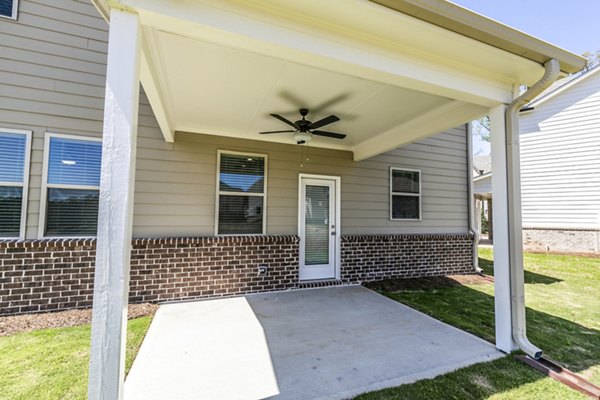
<box><xmin>364</xmin><ymin>271</ymin><xmax>599</xmax><ymax>399</ymax></box>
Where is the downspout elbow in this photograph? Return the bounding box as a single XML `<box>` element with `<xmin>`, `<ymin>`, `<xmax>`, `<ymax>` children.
<box><xmin>505</xmin><ymin>59</ymin><xmax>560</xmax><ymax>359</ymax></box>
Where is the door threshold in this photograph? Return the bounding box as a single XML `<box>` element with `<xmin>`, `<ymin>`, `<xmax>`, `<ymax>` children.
<box><xmin>297</xmin><ymin>279</ymin><xmax>345</xmax><ymax>289</ymax></box>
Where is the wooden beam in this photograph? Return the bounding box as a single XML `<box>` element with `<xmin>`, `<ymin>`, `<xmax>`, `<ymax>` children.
<box><xmin>140</xmin><ymin>34</ymin><xmax>175</xmax><ymax>143</ymax></box>
<box><xmin>88</xmin><ymin>9</ymin><xmax>141</xmax><ymax>400</ymax></box>
<box><xmin>352</xmin><ymin>101</ymin><xmax>487</xmax><ymax>161</ymax></box>
<box><xmin>489</xmin><ymin>104</ymin><xmax>517</xmax><ymax>354</ymax></box>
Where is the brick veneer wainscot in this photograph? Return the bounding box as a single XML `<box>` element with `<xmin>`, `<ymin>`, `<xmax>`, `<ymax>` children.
<box><xmin>341</xmin><ymin>233</ymin><xmax>475</xmax><ymax>282</ymax></box>
<box><xmin>0</xmin><ymin>236</ymin><xmax>298</xmax><ymax>315</ymax></box>
<box><xmin>1</xmin><ymin>233</ymin><xmax>474</xmax><ymax>315</ymax></box>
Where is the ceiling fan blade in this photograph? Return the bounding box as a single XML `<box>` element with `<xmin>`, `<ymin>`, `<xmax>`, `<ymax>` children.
<box><xmin>270</xmin><ymin>114</ymin><xmax>299</xmax><ymax>129</ymax></box>
<box><xmin>308</xmin><ymin>115</ymin><xmax>339</xmax><ymax>130</ymax></box>
<box><xmin>259</xmin><ymin>130</ymin><xmax>296</xmax><ymax>134</ymax></box>
<box><xmin>312</xmin><ymin>130</ymin><xmax>346</xmax><ymax>139</ymax></box>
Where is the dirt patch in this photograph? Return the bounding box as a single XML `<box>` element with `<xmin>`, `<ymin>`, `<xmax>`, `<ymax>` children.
<box><xmin>365</xmin><ymin>273</ymin><xmax>493</xmax><ymax>292</ymax></box>
<box><xmin>0</xmin><ymin>303</ymin><xmax>158</xmax><ymax>337</ymax></box>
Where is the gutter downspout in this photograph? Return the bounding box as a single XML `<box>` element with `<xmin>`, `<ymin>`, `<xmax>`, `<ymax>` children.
<box><xmin>505</xmin><ymin>59</ymin><xmax>560</xmax><ymax>359</ymax></box>
<box><xmin>466</xmin><ymin>122</ymin><xmax>482</xmax><ymax>273</ymax></box>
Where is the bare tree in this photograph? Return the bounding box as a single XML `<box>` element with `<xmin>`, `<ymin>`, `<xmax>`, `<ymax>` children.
<box><xmin>582</xmin><ymin>50</ymin><xmax>600</xmax><ymax>70</ymax></box>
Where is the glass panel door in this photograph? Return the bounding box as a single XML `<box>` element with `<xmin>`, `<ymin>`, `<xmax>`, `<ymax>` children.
<box><xmin>305</xmin><ymin>185</ymin><xmax>330</xmax><ymax>266</ymax></box>
<box><xmin>299</xmin><ymin>176</ymin><xmax>338</xmax><ymax>281</ymax></box>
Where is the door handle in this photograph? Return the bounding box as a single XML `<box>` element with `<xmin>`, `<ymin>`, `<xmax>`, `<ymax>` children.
<box><xmin>331</xmin><ymin>231</ymin><xmax>336</xmax><ymax>236</ymax></box>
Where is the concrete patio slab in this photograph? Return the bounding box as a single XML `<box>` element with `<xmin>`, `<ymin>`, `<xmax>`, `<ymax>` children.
<box><xmin>125</xmin><ymin>286</ymin><xmax>503</xmax><ymax>400</ymax></box>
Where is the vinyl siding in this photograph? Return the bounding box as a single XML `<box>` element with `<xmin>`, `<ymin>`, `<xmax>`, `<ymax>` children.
<box><xmin>519</xmin><ymin>70</ymin><xmax>600</xmax><ymax>229</ymax></box>
<box><xmin>133</xmin><ymin>127</ymin><xmax>469</xmax><ymax>237</ymax></box>
<box><xmin>1</xmin><ymin>0</ymin><xmax>470</xmax><ymax>238</ymax></box>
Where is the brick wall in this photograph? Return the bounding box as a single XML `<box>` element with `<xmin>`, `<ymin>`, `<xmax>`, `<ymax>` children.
<box><xmin>1</xmin><ymin>233</ymin><xmax>474</xmax><ymax>315</ymax></box>
<box><xmin>341</xmin><ymin>234</ymin><xmax>475</xmax><ymax>283</ymax></box>
<box><xmin>523</xmin><ymin>228</ymin><xmax>600</xmax><ymax>255</ymax></box>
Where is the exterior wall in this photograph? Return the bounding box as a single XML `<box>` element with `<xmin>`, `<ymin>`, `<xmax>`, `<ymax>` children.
<box><xmin>523</xmin><ymin>228</ymin><xmax>600</xmax><ymax>255</ymax></box>
<box><xmin>135</xmin><ymin>129</ymin><xmax>469</xmax><ymax>237</ymax></box>
<box><xmin>0</xmin><ymin>234</ymin><xmax>474</xmax><ymax>315</ymax></box>
<box><xmin>519</xmin><ymin>69</ymin><xmax>600</xmax><ymax>230</ymax></box>
<box><xmin>473</xmin><ymin>174</ymin><xmax>492</xmax><ymax>196</ymax></box>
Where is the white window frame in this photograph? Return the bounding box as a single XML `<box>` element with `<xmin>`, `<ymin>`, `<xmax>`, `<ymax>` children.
<box><xmin>390</xmin><ymin>167</ymin><xmax>422</xmax><ymax>221</ymax></box>
<box><xmin>0</xmin><ymin>0</ymin><xmax>19</xmax><ymax>20</ymax></box>
<box><xmin>215</xmin><ymin>150</ymin><xmax>268</xmax><ymax>236</ymax></box>
<box><xmin>0</xmin><ymin>128</ymin><xmax>32</xmax><ymax>239</ymax></box>
<box><xmin>38</xmin><ymin>132</ymin><xmax>102</xmax><ymax>238</ymax></box>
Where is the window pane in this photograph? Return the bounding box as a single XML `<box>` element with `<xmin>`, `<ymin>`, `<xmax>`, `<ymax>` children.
<box><xmin>45</xmin><ymin>188</ymin><xmax>99</xmax><ymax>236</ymax></box>
<box><xmin>48</xmin><ymin>137</ymin><xmax>102</xmax><ymax>187</ymax></box>
<box><xmin>0</xmin><ymin>132</ymin><xmax>26</xmax><ymax>183</ymax></box>
<box><xmin>219</xmin><ymin>154</ymin><xmax>264</xmax><ymax>193</ymax></box>
<box><xmin>0</xmin><ymin>186</ymin><xmax>22</xmax><ymax>237</ymax></box>
<box><xmin>0</xmin><ymin>0</ymin><xmax>14</xmax><ymax>18</ymax></box>
<box><xmin>392</xmin><ymin>170</ymin><xmax>419</xmax><ymax>194</ymax></box>
<box><xmin>218</xmin><ymin>195</ymin><xmax>263</xmax><ymax>234</ymax></box>
<box><xmin>305</xmin><ymin>185</ymin><xmax>330</xmax><ymax>266</ymax></box>
<box><xmin>392</xmin><ymin>195</ymin><xmax>419</xmax><ymax>219</ymax></box>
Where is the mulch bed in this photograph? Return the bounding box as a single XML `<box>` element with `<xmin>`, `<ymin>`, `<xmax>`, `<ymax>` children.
<box><xmin>0</xmin><ymin>303</ymin><xmax>159</xmax><ymax>337</ymax></box>
<box><xmin>365</xmin><ymin>273</ymin><xmax>494</xmax><ymax>292</ymax></box>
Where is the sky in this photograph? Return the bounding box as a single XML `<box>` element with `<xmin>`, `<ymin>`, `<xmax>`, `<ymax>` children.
<box><xmin>449</xmin><ymin>0</ymin><xmax>600</xmax><ymax>155</ymax></box>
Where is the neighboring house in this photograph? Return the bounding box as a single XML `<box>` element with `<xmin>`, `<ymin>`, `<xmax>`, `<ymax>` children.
<box><xmin>473</xmin><ymin>155</ymin><xmax>493</xmax><ymax>240</ymax></box>
<box><xmin>0</xmin><ymin>0</ymin><xmax>585</xmax><ymax>397</ymax></box>
<box><xmin>473</xmin><ymin>65</ymin><xmax>600</xmax><ymax>254</ymax></box>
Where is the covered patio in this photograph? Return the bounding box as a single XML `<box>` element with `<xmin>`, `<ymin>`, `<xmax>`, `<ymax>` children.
<box><xmin>124</xmin><ymin>286</ymin><xmax>502</xmax><ymax>400</ymax></box>
<box><xmin>86</xmin><ymin>0</ymin><xmax>585</xmax><ymax>398</ymax></box>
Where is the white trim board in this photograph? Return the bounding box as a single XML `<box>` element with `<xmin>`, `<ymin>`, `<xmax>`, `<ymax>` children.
<box><xmin>0</xmin><ymin>127</ymin><xmax>32</xmax><ymax>239</ymax></box>
<box><xmin>38</xmin><ymin>133</ymin><xmax>103</xmax><ymax>239</ymax></box>
<box><xmin>214</xmin><ymin>149</ymin><xmax>268</xmax><ymax>236</ymax></box>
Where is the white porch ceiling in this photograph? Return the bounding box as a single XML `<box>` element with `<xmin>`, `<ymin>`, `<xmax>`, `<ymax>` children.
<box><xmin>149</xmin><ymin>30</ymin><xmax>452</xmax><ymax>151</ymax></box>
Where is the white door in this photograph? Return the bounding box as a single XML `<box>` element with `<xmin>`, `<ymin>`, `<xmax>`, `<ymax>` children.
<box><xmin>299</xmin><ymin>176</ymin><xmax>340</xmax><ymax>281</ymax></box>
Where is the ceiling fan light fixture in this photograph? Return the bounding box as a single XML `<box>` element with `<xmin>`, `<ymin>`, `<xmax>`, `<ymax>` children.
<box><xmin>294</xmin><ymin>132</ymin><xmax>312</xmax><ymax>143</ymax></box>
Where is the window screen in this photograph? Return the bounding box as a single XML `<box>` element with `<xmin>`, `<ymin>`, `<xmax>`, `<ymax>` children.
<box><xmin>217</xmin><ymin>153</ymin><xmax>266</xmax><ymax>235</ymax></box>
<box><xmin>44</xmin><ymin>136</ymin><xmax>102</xmax><ymax>236</ymax></box>
<box><xmin>390</xmin><ymin>168</ymin><xmax>421</xmax><ymax>220</ymax></box>
<box><xmin>0</xmin><ymin>131</ymin><xmax>27</xmax><ymax>237</ymax></box>
<box><xmin>0</xmin><ymin>0</ymin><xmax>17</xmax><ymax>19</ymax></box>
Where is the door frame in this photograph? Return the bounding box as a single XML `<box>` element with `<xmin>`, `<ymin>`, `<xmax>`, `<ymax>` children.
<box><xmin>298</xmin><ymin>173</ymin><xmax>341</xmax><ymax>281</ymax></box>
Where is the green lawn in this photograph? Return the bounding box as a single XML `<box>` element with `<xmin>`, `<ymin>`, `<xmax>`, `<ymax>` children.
<box><xmin>0</xmin><ymin>316</ymin><xmax>152</xmax><ymax>400</ymax></box>
<box><xmin>356</xmin><ymin>249</ymin><xmax>600</xmax><ymax>400</ymax></box>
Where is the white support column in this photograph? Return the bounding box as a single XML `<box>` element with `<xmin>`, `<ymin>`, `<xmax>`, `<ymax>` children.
<box><xmin>489</xmin><ymin>104</ymin><xmax>518</xmax><ymax>353</ymax></box>
<box><xmin>88</xmin><ymin>9</ymin><xmax>141</xmax><ymax>400</ymax></box>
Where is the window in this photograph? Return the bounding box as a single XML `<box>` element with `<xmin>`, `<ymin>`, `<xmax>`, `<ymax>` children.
<box><xmin>390</xmin><ymin>168</ymin><xmax>421</xmax><ymax>220</ymax></box>
<box><xmin>216</xmin><ymin>151</ymin><xmax>267</xmax><ymax>235</ymax></box>
<box><xmin>40</xmin><ymin>134</ymin><xmax>102</xmax><ymax>237</ymax></box>
<box><xmin>0</xmin><ymin>129</ymin><xmax>30</xmax><ymax>238</ymax></box>
<box><xmin>0</xmin><ymin>0</ymin><xmax>18</xmax><ymax>20</ymax></box>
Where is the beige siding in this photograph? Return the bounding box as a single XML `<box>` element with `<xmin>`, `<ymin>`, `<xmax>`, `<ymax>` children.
<box><xmin>520</xmin><ymin>70</ymin><xmax>600</xmax><ymax>229</ymax></box>
<box><xmin>0</xmin><ymin>0</ymin><xmax>108</xmax><ymax>238</ymax></box>
<box><xmin>133</xmin><ymin>127</ymin><xmax>469</xmax><ymax>237</ymax></box>
<box><xmin>1</xmin><ymin>0</ymin><xmax>470</xmax><ymax>238</ymax></box>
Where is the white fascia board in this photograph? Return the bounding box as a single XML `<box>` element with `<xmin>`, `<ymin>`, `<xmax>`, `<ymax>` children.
<box><xmin>119</xmin><ymin>0</ymin><xmax>515</xmax><ymax>107</ymax></box>
<box><xmin>352</xmin><ymin>101</ymin><xmax>487</xmax><ymax>161</ymax></box>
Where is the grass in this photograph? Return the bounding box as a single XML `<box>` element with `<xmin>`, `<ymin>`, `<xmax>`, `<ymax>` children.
<box><xmin>0</xmin><ymin>316</ymin><xmax>152</xmax><ymax>400</ymax></box>
<box><xmin>356</xmin><ymin>249</ymin><xmax>600</xmax><ymax>399</ymax></box>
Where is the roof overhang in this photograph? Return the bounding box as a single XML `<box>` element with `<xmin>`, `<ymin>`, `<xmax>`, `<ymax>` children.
<box><xmin>92</xmin><ymin>0</ymin><xmax>585</xmax><ymax>161</ymax></box>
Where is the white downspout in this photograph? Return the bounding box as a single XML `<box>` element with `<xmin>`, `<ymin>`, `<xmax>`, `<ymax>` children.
<box><xmin>466</xmin><ymin>122</ymin><xmax>482</xmax><ymax>273</ymax></box>
<box><xmin>505</xmin><ymin>59</ymin><xmax>560</xmax><ymax>359</ymax></box>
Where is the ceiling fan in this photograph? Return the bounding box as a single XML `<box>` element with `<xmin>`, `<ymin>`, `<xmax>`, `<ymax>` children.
<box><xmin>260</xmin><ymin>108</ymin><xmax>346</xmax><ymax>144</ymax></box>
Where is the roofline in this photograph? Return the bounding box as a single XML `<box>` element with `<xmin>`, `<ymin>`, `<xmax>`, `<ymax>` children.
<box><xmin>473</xmin><ymin>172</ymin><xmax>491</xmax><ymax>182</ymax></box>
<box><xmin>370</xmin><ymin>0</ymin><xmax>586</xmax><ymax>75</ymax></box>
<box><xmin>527</xmin><ymin>64</ymin><xmax>600</xmax><ymax>108</ymax></box>
<box><xmin>93</xmin><ymin>0</ymin><xmax>586</xmax><ymax>75</ymax></box>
